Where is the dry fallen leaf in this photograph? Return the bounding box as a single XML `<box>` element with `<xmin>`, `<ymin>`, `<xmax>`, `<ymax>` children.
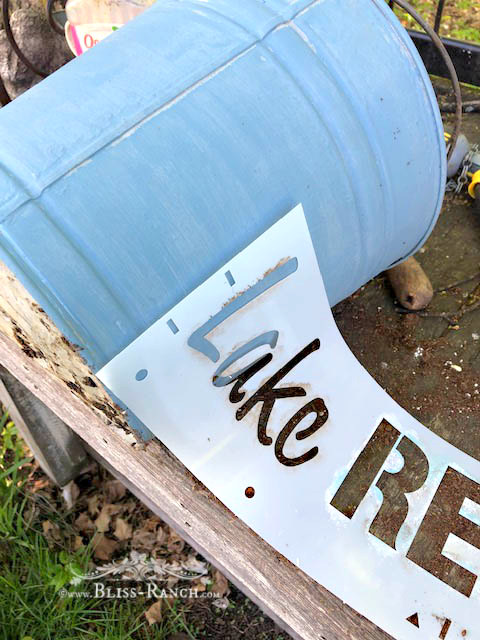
<box><xmin>211</xmin><ymin>569</ymin><xmax>229</xmax><ymax>598</ymax></box>
<box><xmin>42</xmin><ymin>520</ymin><xmax>58</xmax><ymax>535</ymax></box>
<box><xmin>167</xmin><ymin>528</ymin><xmax>185</xmax><ymax>554</ymax></box>
<box><xmin>156</xmin><ymin>526</ymin><xmax>167</xmax><ymax>546</ymax></box>
<box><xmin>75</xmin><ymin>512</ymin><xmax>95</xmax><ymax>534</ymax></box>
<box><xmin>114</xmin><ymin>517</ymin><xmax>132</xmax><ymax>541</ymax></box>
<box><xmin>105</xmin><ymin>479</ymin><xmax>127</xmax><ymax>502</ymax></box>
<box><xmin>32</xmin><ymin>478</ymin><xmax>51</xmax><ymax>493</ymax></box>
<box><xmin>191</xmin><ymin>579</ymin><xmax>207</xmax><ymax>593</ymax></box>
<box><xmin>92</xmin><ymin>533</ymin><xmax>118</xmax><ymax>561</ymax></box>
<box><xmin>144</xmin><ymin>600</ymin><xmax>163</xmax><ymax>626</ymax></box>
<box><xmin>132</xmin><ymin>528</ymin><xmax>157</xmax><ymax>551</ymax></box>
<box><xmin>87</xmin><ymin>494</ymin><xmax>101</xmax><ymax>517</ymax></box>
<box><xmin>119</xmin><ymin>500</ymin><xmax>137</xmax><ymax>517</ymax></box>
<box><xmin>42</xmin><ymin>520</ymin><xmax>61</xmax><ymax>547</ymax></box>
<box><xmin>73</xmin><ymin>535</ymin><xmax>84</xmax><ymax>551</ymax></box>
<box><xmin>94</xmin><ymin>504</ymin><xmax>122</xmax><ymax>533</ymax></box>
<box><xmin>166</xmin><ymin>574</ymin><xmax>180</xmax><ymax>588</ymax></box>
<box><xmin>143</xmin><ymin>515</ymin><xmax>163</xmax><ymax>532</ymax></box>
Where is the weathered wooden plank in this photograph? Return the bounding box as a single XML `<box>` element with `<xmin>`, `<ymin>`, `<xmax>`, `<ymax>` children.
<box><xmin>0</xmin><ymin>261</ymin><xmax>391</xmax><ymax>640</ymax></box>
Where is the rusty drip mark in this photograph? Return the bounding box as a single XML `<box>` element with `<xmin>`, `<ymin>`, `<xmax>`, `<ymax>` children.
<box><xmin>221</xmin><ymin>256</ymin><xmax>293</xmax><ymax>309</ymax></box>
<box><xmin>439</xmin><ymin>619</ymin><xmax>452</xmax><ymax>639</ymax></box>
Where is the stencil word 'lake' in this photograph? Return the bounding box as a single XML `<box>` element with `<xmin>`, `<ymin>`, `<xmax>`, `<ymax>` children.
<box><xmin>187</xmin><ymin>256</ymin><xmax>480</xmax><ymax>608</ymax></box>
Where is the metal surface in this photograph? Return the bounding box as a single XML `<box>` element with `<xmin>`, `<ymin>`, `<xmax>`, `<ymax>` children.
<box><xmin>446</xmin><ymin>133</ymin><xmax>470</xmax><ymax>179</ymax></box>
<box><xmin>0</xmin><ymin>365</ymin><xmax>88</xmax><ymax>486</ymax></box>
<box><xmin>409</xmin><ymin>30</ymin><xmax>480</xmax><ymax>88</ymax></box>
<box><xmin>390</xmin><ymin>0</ymin><xmax>461</xmax><ymax>162</ymax></box>
<box><xmin>98</xmin><ymin>205</ymin><xmax>480</xmax><ymax>640</ymax></box>
<box><xmin>433</xmin><ymin>0</ymin><xmax>446</xmax><ymax>34</ymax></box>
<box><xmin>0</xmin><ymin>0</ymin><xmax>445</xmax><ymax>386</ymax></box>
<box><xmin>446</xmin><ymin>143</ymin><xmax>480</xmax><ymax>194</ymax></box>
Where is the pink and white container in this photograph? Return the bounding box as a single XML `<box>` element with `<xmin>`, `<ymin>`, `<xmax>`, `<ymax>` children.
<box><xmin>65</xmin><ymin>0</ymin><xmax>154</xmax><ymax>55</ymax></box>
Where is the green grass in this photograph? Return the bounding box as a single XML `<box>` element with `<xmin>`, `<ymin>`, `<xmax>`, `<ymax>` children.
<box><xmin>391</xmin><ymin>0</ymin><xmax>480</xmax><ymax>44</ymax></box>
<box><xmin>0</xmin><ymin>413</ymin><xmax>198</xmax><ymax>640</ymax></box>
<box><xmin>450</xmin><ymin>25</ymin><xmax>480</xmax><ymax>41</ymax></box>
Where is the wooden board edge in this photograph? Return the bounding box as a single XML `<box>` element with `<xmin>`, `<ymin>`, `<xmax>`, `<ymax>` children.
<box><xmin>0</xmin><ymin>329</ymin><xmax>392</xmax><ymax>640</ymax></box>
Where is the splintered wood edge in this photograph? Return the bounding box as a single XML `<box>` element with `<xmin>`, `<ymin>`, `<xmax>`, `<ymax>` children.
<box><xmin>0</xmin><ymin>263</ymin><xmax>136</xmax><ymax>437</ymax></box>
<box><xmin>0</xmin><ymin>262</ymin><xmax>391</xmax><ymax>640</ymax></box>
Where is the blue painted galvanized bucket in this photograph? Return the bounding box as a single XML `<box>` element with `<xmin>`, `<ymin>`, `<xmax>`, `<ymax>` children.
<box><xmin>0</xmin><ymin>0</ymin><xmax>445</xmax><ymax>377</ymax></box>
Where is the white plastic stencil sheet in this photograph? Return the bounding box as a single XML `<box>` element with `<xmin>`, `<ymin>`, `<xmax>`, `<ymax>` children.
<box><xmin>98</xmin><ymin>205</ymin><xmax>480</xmax><ymax>639</ymax></box>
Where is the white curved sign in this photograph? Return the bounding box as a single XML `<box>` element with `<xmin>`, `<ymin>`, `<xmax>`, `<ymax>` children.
<box><xmin>98</xmin><ymin>205</ymin><xmax>480</xmax><ymax>639</ymax></box>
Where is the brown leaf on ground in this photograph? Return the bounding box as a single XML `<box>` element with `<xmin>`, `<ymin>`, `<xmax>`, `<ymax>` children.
<box><xmin>166</xmin><ymin>574</ymin><xmax>180</xmax><ymax>588</ymax></box>
<box><xmin>32</xmin><ymin>478</ymin><xmax>51</xmax><ymax>492</ymax></box>
<box><xmin>168</xmin><ymin>635</ymin><xmax>190</xmax><ymax>640</ymax></box>
<box><xmin>73</xmin><ymin>535</ymin><xmax>84</xmax><ymax>550</ymax></box>
<box><xmin>191</xmin><ymin>579</ymin><xmax>207</xmax><ymax>593</ymax></box>
<box><xmin>119</xmin><ymin>500</ymin><xmax>137</xmax><ymax>515</ymax></box>
<box><xmin>70</xmin><ymin>482</ymin><xmax>80</xmax><ymax>502</ymax></box>
<box><xmin>92</xmin><ymin>533</ymin><xmax>118</xmax><ymax>560</ymax></box>
<box><xmin>87</xmin><ymin>494</ymin><xmax>101</xmax><ymax>517</ymax></box>
<box><xmin>156</xmin><ymin>526</ymin><xmax>167</xmax><ymax>546</ymax></box>
<box><xmin>144</xmin><ymin>600</ymin><xmax>163</xmax><ymax>626</ymax></box>
<box><xmin>132</xmin><ymin>528</ymin><xmax>157</xmax><ymax>551</ymax></box>
<box><xmin>211</xmin><ymin>569</ymin><xmax>229</xmax><ymax>598</ymax></box>
<box><xmin>105</xmin><ymin>479</ymin><xmax>127</xmax><ymax>502</ymax></box>
<box><xmin>113</xmin><ymin>517</ymin><xmax>132</xmax><ymax>541</ymax></box>
<box><xmin>42</xmin><ymin>520</ymin><xmax>61</xmax><ymax>547</ymax></box>
<box><xmin>75</xmin><ymin>512</ymin><xmax>95</xmax><ymax>534</ymax></box>
<box><xmin>94</xmin><ymin>504</ymin><xmax>122</xmax><ymax>533</ymax></box>
<box><xmin>143</xmin><ymin>515</ymin><xmax>163</xmax><ymax>531</ymax></box>
<box><xmin>167</xmin><ymin>528</ymin><xmax>185</xmax><ymax>554</ymax></box>
<box><xmin>29</xmin><ymin>459</ymin><xmax>41</xmax><ymax>473</ymax></box>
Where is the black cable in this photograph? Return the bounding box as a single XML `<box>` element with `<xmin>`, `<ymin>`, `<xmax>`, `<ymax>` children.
<box><xmin>46</xmin><ymin>0</ymin><xmax>64</xmax><ymax>35</ymax></box>
<box><xmin>2</xmin><ymin>0</ymin><xmax>48</xmax><ymax>78</ymax></box>
<box><xmin>0</xmin><ymin>73</ymin><xmax>12</xmax><ymax>106</ymax></box>
<box><xmin>389</xmin><ymin>0</ymin><xmax>462</xmax><ymax>162</ymax></box>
